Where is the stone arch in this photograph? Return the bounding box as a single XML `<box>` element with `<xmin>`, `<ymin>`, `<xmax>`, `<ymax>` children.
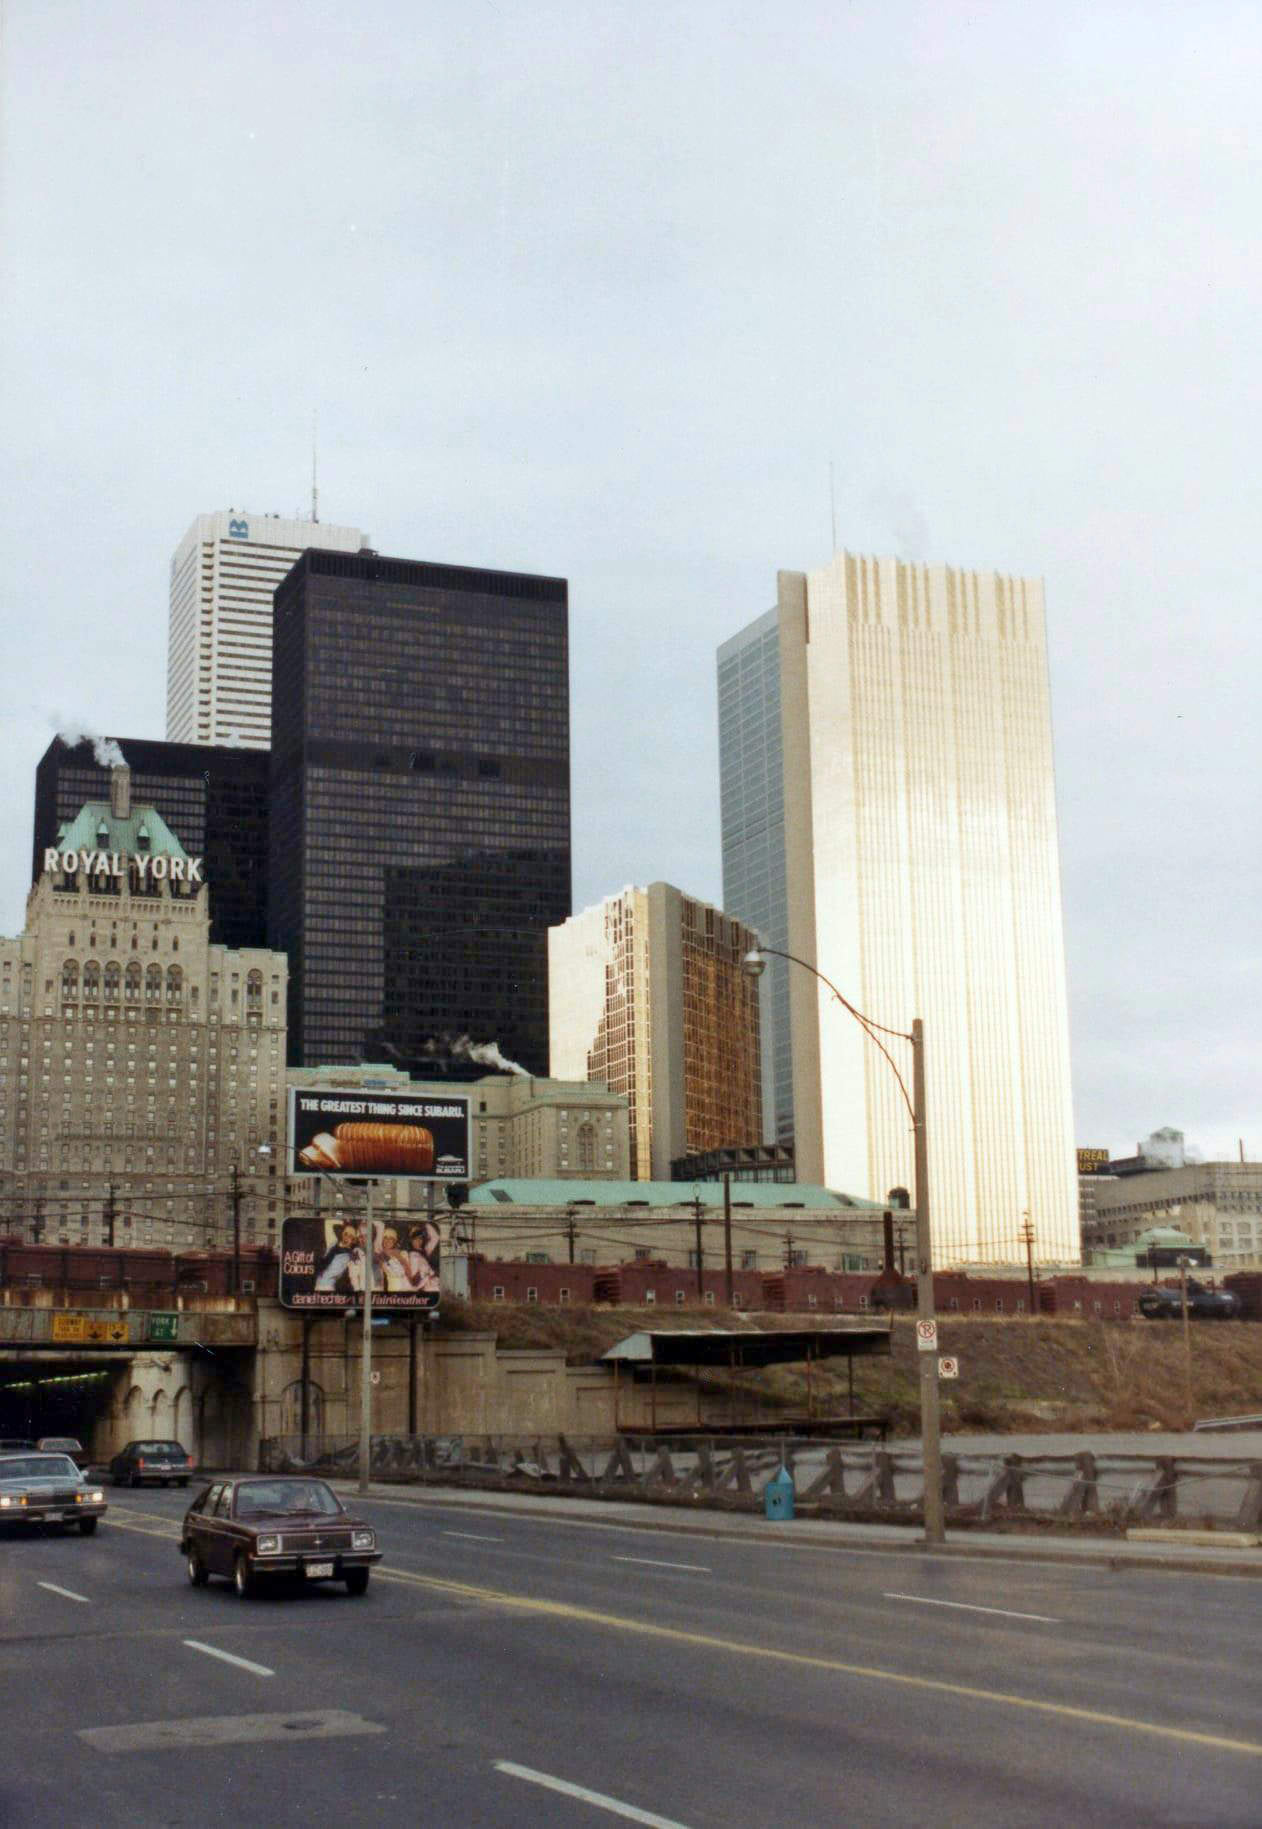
<box><xmin>83</xmin><ymin>960</ymin><xmax>101</xmax><ymax>1000</ymax></box>
<box><xmin>166</xmin><ymin>964</ymin><xmax>183</xmax><ymax>1005</ymax></box>
<box><xmin>125</xmin><ymin>961</ymin><xmax>142</xmax><ymax>1002</ymax></box>
<box><xmin>104</xmin><ymin>960</ymin><xmax>121</xmax><ymax>1003</ymax></box>
<box><xmin>61</xmin><ymin>959</ymin><xmax>79</xmax><ymax>1000</ymax></box>
<box><xmin>145</xmin><ymin>964</ymin><xmax>162</xmax><ymax>1002</ymax></box>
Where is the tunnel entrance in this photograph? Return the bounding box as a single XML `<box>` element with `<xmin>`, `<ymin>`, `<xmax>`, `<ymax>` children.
<box><xmin>0</xmin><ymin>1355</ymin><xmax>121</xmax><ymax>1451</ymax></box>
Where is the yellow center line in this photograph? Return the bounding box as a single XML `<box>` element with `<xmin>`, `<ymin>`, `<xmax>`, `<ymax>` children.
<box><xmin>375</xmin><ymin>1565</ymin><xmax>1262</xmax><ymax>1760</ymax></box>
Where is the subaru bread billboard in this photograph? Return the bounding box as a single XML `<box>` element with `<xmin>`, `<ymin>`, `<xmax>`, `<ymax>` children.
<box><xmin>287</xmin><ymin>1087</ymin><xmax>471</xmax><ymax>1183</ymax></box>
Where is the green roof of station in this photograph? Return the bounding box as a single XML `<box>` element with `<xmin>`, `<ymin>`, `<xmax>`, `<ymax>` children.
<box><xmin>469</xmin><ymin>1178</ymin><xmax>887</xmax><ymax>1211</ymax></box>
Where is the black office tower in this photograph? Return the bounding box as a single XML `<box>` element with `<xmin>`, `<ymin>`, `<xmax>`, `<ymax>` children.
<box><xmin>33</xmin><ymin>737</ymin><xmax>270</xmax><ymax>949</ymax></box>
<box><xmin>269</xmin><ymin>550</ymin><xmax>571</xmax><ymax>1072</ymax></box>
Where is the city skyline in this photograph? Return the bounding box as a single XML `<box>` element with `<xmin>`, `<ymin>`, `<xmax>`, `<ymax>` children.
<box><xmin>3</xmin><ymin>6</ymin><xmax>1258</xmax><ymax>1161</ymax></box>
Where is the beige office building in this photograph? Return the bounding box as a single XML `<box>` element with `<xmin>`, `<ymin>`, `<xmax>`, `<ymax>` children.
<box><xmin>167</xmin><ymin>509</ymin><xmax>369</xmax><ymax>748</ymax></box>
<box><xmin>777</xmin><ymin>553</ymin><xmax>1078</xmax><ymax>1265</ymax></box>
<box><xmin>549</xmin><ymin>884</ymin><xmax>762</xmax><ymax>1180</ymax></box>
<box><xmin>0</xmin><ymin>767</ymin><xmax>288</xmax><ymax>1248</ymax></box>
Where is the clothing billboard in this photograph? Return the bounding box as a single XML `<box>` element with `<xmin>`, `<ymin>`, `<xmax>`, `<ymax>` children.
<box><xmin>279</xmin><ymin>1214</ymin><xmax>440</xmax><ymax>1312</ymax></box>
<box><xmin>287</xmin><ymin>1087</ymin><xmax>471</xmax><ymax>1182</ymax></box>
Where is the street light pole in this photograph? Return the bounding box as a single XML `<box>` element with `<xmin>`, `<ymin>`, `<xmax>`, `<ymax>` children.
<box><xmin>743</xmin><ymin>947</ymin><xmax>945</xmax><ymax>1547</ymax></box>
<box><xmin>359</xmin><ymin>1182</ymin><xmax>374</xmax><ymax>1496</ymax></box>
<box><xmin>911</xmin><ymin>1018</ymin><xmax>944</xmax><ymax>1546</ymax></box>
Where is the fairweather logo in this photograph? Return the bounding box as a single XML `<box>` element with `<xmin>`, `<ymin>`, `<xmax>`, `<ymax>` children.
<box><xmin>227</xmin><ymin>517</ymin><xmax>249</xmax><ymax>538</ymax></box>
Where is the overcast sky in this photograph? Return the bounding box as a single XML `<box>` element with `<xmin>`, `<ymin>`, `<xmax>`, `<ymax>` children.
<box><xmin>1</xmin><ymin>2</ymin><xmax>1258</xmax><ymax>1162</ymax></box>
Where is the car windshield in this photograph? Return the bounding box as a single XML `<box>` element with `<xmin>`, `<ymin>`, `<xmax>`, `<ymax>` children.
<box><xmin>235</xmin><ymin>1481</ymin><xmax>342</xmax><ymax>1519</ymax></box>
<box><xmin>0</xmin><ymin>1456</ymin><xmax>78</xmax><ymax>1481</ymax></box>
<box><xmin>39</xmin><ymin>1438</ymin><xmax>80</xmax><ymax>1451</ymax></box>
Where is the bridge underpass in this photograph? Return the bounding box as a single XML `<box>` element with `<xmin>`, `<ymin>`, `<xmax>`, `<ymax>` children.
<box><xmin>0</xmin><ymin>1318</ymin><xmax>257</xmax><ymax>1469</ymax></box>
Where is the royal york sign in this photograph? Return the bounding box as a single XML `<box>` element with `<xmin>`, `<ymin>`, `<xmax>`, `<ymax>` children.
<box><xmin>42</xmin><ymin>848</ymin><xmax>205</xmax><ymax>884</ymax></box>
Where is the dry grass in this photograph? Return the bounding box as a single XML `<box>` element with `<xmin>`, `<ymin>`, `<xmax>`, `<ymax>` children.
<box><xmin>436</xmin><ymin>1301</ymin><xmax>1262</xmax><ymax>1434</ymax></box>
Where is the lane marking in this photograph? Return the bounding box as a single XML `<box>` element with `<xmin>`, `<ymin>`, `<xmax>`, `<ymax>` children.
<box><xmin>183</xmin><ymin>1639</ymin><xmax>274</xmax><ymax>1678</ymax></box>
<box><xmin>442</xmin><ymin>1531</ymin><xmax>503</xmax><ymax>1543</ymax></box>
<box><xmin>37</xmin><ymin>1581</ymin><xmax>90</xmax><ymax>1604</ymax></box>
<box><xmin>495</xmin><ymin>1760</ymin><xmax>690</xmax><ymax>1827</ymax></box>
<box><xmin>883</xmin><ymin>1592</ymin><xmax>1059</xmax><ymax>1624</ymax></box>
<box><xmin>81</xmin><ymin>1709</ymin><xmax>384</xmax><ymax>1754</ymax></box>
<box><xmin>612</xmin><ymin>1556</ymin><xmax>711</xmax><ymax>1574</ymax></box>
<box><xmin>376</xmin><ymin>1566</ymin><xmax>1262</xmax><ymax>1759</ymax></box>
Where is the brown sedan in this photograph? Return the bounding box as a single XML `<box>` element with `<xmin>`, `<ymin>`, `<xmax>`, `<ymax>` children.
<box><xmin>180</xmin><ymin>1475</ymin><xmax>381</xmax><ymax>1597</ymax></box>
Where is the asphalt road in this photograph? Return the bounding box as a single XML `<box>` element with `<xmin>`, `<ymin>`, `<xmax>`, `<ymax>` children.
<box><xmin>2</xmin><ymin>1484</ymin><xmax>1260</xmax><ymax>1827</ymax></box>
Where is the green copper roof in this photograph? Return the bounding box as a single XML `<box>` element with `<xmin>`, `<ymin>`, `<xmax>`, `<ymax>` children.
<box><xmin>469</xmin><ymin>1178</ymin><xmax>886</xmax><ymax>1211</ymax></box>
<box><xmin>56</xmin><ymin>801</ymin><xmax>188</xmax><ymax>860</ymax></box>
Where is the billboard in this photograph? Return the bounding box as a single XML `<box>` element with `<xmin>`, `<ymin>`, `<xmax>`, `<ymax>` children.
<box><xmin>288</xmin><ymin>1088</ymin><xmax>471</xmax><ymax>1183</ymax></box>
<box><xmin>279</xmin><ymin>1213</ymin><xmax>441</xmax><ymax>1311</ymax></box>
<box><xmin>1077</xmin><ymin>1147</ymin><xmax>1111</xmax><ymax>1174</ymax></box>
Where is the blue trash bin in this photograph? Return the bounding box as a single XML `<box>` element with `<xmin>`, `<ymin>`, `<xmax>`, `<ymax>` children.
<box><xmin>763</xmin><ymin>1465</ymin><xmax>795</xmax><ymax>1521</ymax></box>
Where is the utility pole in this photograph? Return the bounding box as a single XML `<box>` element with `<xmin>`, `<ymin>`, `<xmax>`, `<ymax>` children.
<box><xmin>229</xmin><ymin>1162</ymin><xmax>242</xmax><ymax>1296</ymax></box>
<box><xmin>1021</xmin><ymin>1211</ymin><xmax>1036</xmax><ymax>1315</ymax></box>
<box><xmin>722</xmin><ymin>1171</ymin><xmax>734</xmax><ymax>1308</ymax></box>
<box><xmin>693</xmin><ymin>1195</ymin><xmax>704</xmax><ymax>1298</ymax></box>
<box><xmin>565</xmin><ymin>1204</ymin><xmax>578</xmax><ymax>1265</ymax></box>
<box><xmin>1179</xmin><ymin>1254</ymin><xmax>1193</xmax><ymax>1421</ymax></box>
<box><xmin>783</xmin><ymin>1228</ymin><xmax>794</xmax><ymax>1269</ymax></box>
<box><xmin>104</xmin><ymin>1182</ymin><xmax>116</xmax><ymax>1250</ymax></box>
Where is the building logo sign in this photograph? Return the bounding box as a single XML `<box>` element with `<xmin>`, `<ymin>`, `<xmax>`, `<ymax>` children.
<box><xmin>227</xmin><ymin>517</ymin><xmax>250</xmax><ymax>538</ymax></box>
<box><xmin>43</xmin><ymin>849</ymin><xmax>205</xmax><ymax>884</ymax></box>
<box><xmin>1077</xmin><ymin>1148</ymin><xmax>1110</xmax><ymax>1174</ymax></box>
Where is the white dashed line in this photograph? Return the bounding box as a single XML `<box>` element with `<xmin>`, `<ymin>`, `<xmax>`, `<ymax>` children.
<box><xmin>883</xmin><ymin>1592</ymin><xmax>1060</xmax><ymax>1623</ymax></box>
<box><xmin>495</xmin><ymin>1760</ymin><xmax>691</xmax><ymax>1827</ymax></box>
<box><xmin>183</xmin><ymin>1640</ymin><xmax>275</xmax><ymax>1677</ymax></box>
<box><xmin>442</xmin><ymin>1531</ymin><xmax>503</xmax><ymax>1542</ymax></box>
<box><xmin>611</xmin><ymin>1556</ymin><xmax>711</xmax><ymax>1574</ymax></box>
<box><xmin>37</xmin><ymin>1581</ymin><xmax>90</xmax><ymax>1604</ymax></box>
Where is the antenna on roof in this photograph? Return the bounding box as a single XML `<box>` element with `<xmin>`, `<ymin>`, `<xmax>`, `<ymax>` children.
<box><xmin>311</xmin><ymin>410</ymin><xmax>319</xmax><ymax>523</ymax></box>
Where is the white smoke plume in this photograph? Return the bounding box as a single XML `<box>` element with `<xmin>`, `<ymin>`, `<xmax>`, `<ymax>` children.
<box><xmin>54</xmin><ymin>719</ymin><xmax>127</xmax><ymax>770</ymax></box>
<box><xmin>452</xmin><ymin>1035</ymin><xmax>530</xmax><ymax>1077</ymax></box>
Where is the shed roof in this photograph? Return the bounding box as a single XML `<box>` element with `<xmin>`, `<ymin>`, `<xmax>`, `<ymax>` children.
<box><xmin>601</xmin><ymin>1323</ymin><xmax>892</xmax><ymax>1368</ymax></box>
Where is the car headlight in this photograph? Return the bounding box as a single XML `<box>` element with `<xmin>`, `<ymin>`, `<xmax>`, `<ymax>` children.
<box><xmin>351</xmin><ymin>1529</ymin><xmax>375</xmax><ymax>1551</ymax></box>
<box><xmin>0</xmin><ymin>1494</ymin><xmax>12</xmax><ymax>1509</ymax></box>
<box><xmin>255</xmin><ymin>1534</ymin><xmax>282</xmax><ymax>1555</ymax></box>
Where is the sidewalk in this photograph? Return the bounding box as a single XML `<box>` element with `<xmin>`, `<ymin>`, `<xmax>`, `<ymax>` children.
<box><xmin>331</xmin><ymin>1477</ymin><xmax>1262</xmax><ymax>1578</ymax></box>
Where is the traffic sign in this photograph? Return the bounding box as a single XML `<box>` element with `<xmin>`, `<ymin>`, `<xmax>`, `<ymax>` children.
<box><xmin>938</xmin><ymin>1356</ymin><xmax>959</xmax><ymax>1379</ymax></box>
<box><xmin>915</xmin><ymin>1319</ymin><xmax>938</xmax><ymax>1352</ymax></box>
<box><xmin>147</xmin><ymin>1312</ymin><xmax>179</xmax><ymax>1343</ymax></box>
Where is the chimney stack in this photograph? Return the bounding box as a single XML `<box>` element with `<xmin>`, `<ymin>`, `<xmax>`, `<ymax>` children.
<box><xmin>110</xmin><ymin>764</ymin><xmax>131</xmax><ymax>821</ymax></box>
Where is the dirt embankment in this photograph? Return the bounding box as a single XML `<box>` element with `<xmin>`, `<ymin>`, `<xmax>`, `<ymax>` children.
<box><xmin>436</xmin><ymin>1302</ymin><xmax>1262</xmax><ymax>1435</ymax></box>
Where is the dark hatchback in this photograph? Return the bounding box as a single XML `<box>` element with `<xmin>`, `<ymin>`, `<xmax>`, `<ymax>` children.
<box><xmin>109</xmin><ymin>1440</ymin><xmax>196</xmax><ymax>1487</ymax></box>
<box><xmin>180</xmin><ymin>1476</ymin><xmax>381</xmax><ymax>1598</ymax></box>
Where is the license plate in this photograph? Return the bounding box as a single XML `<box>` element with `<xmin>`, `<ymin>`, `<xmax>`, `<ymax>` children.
<box><xmin>305</xmin><ymin>1561</ymin><xmax>334</xmax><ymax>1579</ymax></box>
<box><xmin>63</xmin><ymin>1510</ymin><xmax>79</xmax><ymax>1520</ymax></box>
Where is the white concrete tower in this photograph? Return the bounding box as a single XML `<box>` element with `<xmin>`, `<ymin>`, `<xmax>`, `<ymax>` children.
<box><xmin>167</xmin><ymin>509</ymin><xmax>369</xmax><ymax>748</ymax></box>
<box><xmin>777</xmin><ymin>553</ymin><xmax>1078</xmax><ymax>1265</ymax></box>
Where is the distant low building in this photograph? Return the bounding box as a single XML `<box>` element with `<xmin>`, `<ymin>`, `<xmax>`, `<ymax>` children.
<box><xmin>1082</xmin><ymin>1160</ymin><xmax>1262</xmax><ymax>1270</ymax></box>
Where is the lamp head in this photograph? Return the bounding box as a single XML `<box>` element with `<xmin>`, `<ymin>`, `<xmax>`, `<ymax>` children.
<box><xmin>742</xmin><ymin>949</ymin><xmax>767</xmax><ymax>981</ymax></box>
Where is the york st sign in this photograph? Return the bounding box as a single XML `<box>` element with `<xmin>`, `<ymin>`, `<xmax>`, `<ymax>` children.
<box><xmin>43</xmin><ymin>848</ymin><xmax>205</xmax><ymax>885</ymax></box>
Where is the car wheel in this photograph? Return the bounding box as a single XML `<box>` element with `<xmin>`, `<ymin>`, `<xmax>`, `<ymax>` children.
<box><xmin>187</xmin><ymin>1547</ymin><xmax>209</xmax><ymax>1587</ymax></box>
<box><xmin>344</xmin><ymin>1568</ymin><xmax>370</xmax><ymax>1597</ymax></box>
<box><xmin>130</xmin><ymin>1471</ymin><xmax>140</xmax><ymax>1488</ymax></box>
<box><xmin>178</xmin><ymin>1478</ymin><xmax>189</xmax><ymax>1488</ymax></box>
<box><xmin>79</xmin><ymin>1518</ymin><xmax>98</xmax><ymax>1537</ymax></box>
<box><xmin>233</xmin><ymin>1553</ymin><xmax>255</xmax><ymax>1599</ymax></box>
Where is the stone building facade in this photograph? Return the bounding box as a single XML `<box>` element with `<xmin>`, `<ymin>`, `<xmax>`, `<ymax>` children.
<box><xmin>0</xmin><ymin>767</ymin><xmax>288</xmax><ymax>1251</ymax></box>
<box><xmin>1081</xmin><ymin>1161</ymin><xmax>1262</xmax><ymax>1270</ymax></box>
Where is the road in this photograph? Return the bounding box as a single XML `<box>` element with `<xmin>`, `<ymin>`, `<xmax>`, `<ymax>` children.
<box><xmin>2</xmin><ymin>1483</ymin><xmax>1260</xmax><ymax>1827</ymax></box>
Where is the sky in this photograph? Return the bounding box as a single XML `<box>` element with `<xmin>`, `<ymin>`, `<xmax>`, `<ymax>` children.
<box><xmin>1</xmin><ymin>1</ymin><xmax>1258</xmax><ymax>1163</ymax></box>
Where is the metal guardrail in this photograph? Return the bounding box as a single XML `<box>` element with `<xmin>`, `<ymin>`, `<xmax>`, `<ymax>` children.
<box><xmin>258</xmin><ymin>1431</ymin><xmax>1262</xmax><ymax>1533</ymax></box>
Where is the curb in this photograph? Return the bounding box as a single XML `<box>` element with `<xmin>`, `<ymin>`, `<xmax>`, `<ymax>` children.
<box><xmin>331</xmin><ymin>1480</ymin><xmax>1262</xmax><ymax>1579</ymax></box>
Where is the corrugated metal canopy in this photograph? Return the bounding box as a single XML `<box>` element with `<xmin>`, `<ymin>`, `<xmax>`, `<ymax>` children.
<box><xmin>601</xmin><ymin>1324</ymin><xmax>892</xmax><ymax>1368</ymax></box>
